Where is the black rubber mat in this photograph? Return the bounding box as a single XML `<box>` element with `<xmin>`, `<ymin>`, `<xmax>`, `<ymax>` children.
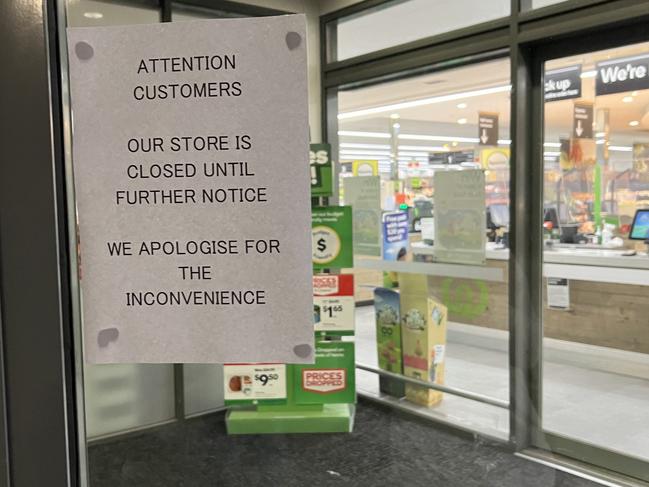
<box><xmin>88</xmin><ymin>399</ymin><xmax>599</xmax><ymax>487</ymax></box>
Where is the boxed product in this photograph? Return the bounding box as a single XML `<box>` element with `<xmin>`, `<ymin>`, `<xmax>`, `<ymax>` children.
<box><xmin>374</xmin><ymin>287</ymin><xmax>405</xmax><ymax>397</ymax></box>
<box><xmin>400</xmin><ymin>273</ymin><xmax>448</xmax><ymax>407</ymax></box>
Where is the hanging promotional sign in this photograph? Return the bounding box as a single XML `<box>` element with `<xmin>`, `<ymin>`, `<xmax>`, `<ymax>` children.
<box><xmin>573</xmin><ymin>102</ymin><xmax>594</xmax><ymax>139</ymax></box>
<box><xmin>67</xmin><ymin>16</ymin><xmax>314</xmax><ymax>363</ymax></box>
<box><xmin>596</xmin><ymin>53</ymin><xmax>649</xmax><ymax>96</ymax></box>
<box><xmin>544</xmin><ymin>65</ymin><xmax>582</xmax><ymax>101</ymax></box>
<box><xmin>312</xmin><ymin>206</ymin><xmax>354</xmax><ymax>270</ymax></box>
<box><xmin>352</xmin><ymin>160</ymin><xmax>379</xmax><ymax>176</ymax></box>
<box><xmin>433</xmin><ymin>170</ymin><xmax>486</xmax><ymax>265</ymax></box>
<box><xmin>382</xmin><ymin>211</ymin><xmax>409</xmax><ymax>261</ymax></box>
<box><xmin>310</xmin><ymin>143</ymin><xmax>333</xmax><ymax>197</ymax></box>
<box><xmin>478</xmin><ymin>112</ymin><xmax>498</xmax><ymax>146</ymax></box>
<box><xmin>224</xmin><ymin>364</ymin><xmax>287</xmax><ymax>404</ymax></box>
<box><xmin>344</xmin><ymin>176</ymin><xmax>382</xmax><ymax>257</ymax></box>
<box><xmin>313</xmin><ymin>274</ymin><xmax>355</xmax><ymax>335</ymax></box>
<box><xmin>293</xmin><ymin>341</ymin><xmax>355</xmax><ymax>405</ymax></box>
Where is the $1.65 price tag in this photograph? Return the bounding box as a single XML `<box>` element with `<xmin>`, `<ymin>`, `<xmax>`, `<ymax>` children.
<box><xmin>313</xmin><ymin>274</ymin><xmax>355</xmax><ymax>335</ymax></box>
<box><xmin>223</xmin><ymin>364</ymin><xmax>286</xmax><ymax>403</ymax></box>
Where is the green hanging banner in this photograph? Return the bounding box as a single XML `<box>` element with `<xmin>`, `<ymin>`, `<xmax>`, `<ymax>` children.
<box><xmin>310</xmin><ymin>143</ymin><xmax>333</xmax><ymax>197</ymax></box>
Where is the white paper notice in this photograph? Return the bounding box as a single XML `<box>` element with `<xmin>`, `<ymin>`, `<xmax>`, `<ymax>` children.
<box><xmin>433</xmin><ymin>170</ymin><xmax>486</xmax><ymax>265</ymax></box>
<box><xmin>547</xmin><ymin>277</ymin><xmax>570</xmax><ymax>310</ymax></box>
<box><xmin>67</xmin><ymin>16</ymin><xmax>313</xmax><ymax>364</ymax></box>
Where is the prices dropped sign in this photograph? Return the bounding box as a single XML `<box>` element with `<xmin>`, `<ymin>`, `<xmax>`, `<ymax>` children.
<box><xmin>67</xmin><ymin>16</ymin><xmax>313</xmax><ymax>363</ymax></box>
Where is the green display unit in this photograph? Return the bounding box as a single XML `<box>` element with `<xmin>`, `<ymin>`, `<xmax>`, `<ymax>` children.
<box><xmin>226</xmin><ymin>364</ymin><xmax>355</xmax><ymax>434</ymax></box>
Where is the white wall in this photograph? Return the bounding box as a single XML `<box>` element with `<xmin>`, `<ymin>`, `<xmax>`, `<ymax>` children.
<box><xmin>238</xmin><ymin>0</ymin><xmax>323</xmax><ymax>141</ymax></box>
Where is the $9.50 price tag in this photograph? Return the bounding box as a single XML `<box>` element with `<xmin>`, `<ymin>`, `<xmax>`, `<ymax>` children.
<box><xmin>224</xmin><ymin>364</ymin><xmax>286</xmax><ymax>402</ymax></box>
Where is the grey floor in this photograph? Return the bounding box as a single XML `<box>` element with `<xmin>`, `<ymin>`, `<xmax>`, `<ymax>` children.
<box><xmin>354</xmin><ymin>305</ymin><xmax>649</xmax><ymax>462</ymax></box>
<box><xmin>89</xmin><ymin>400</ymin><xmax>600</xmax><ymax>487</ymax></box>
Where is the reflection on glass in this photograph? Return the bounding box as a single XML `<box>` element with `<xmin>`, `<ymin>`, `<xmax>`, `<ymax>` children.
<box><xmin>331</xmin><ymin>0</ymin><xmax>509</xmax><ymax>62</ymax></box>
<box><xmin>339</xmin><ymin>58</ymin><xmax>511</xmax><ymax>439</ymax></box>
<box><xmin>542</xmin><ymin>41</ymin><xmax>649</xmax><ymax>463</ymax></box>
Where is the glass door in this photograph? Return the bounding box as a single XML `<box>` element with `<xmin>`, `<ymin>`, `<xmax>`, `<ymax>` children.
<box><xmin>536</xmin><ymin>34</ymin><xmax>649</xmax><ymax>483</ymax></box>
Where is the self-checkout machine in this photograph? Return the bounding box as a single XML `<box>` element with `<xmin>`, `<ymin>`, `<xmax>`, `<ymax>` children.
<box><xmin>225</xmin><ymin>145</ymin><xmax>357</xmax><ymax>434</ymax></box>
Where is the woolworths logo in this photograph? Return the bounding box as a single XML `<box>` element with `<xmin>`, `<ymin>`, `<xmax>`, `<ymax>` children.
<box><xmin>596</xmin><ymin>54</ymin><xmax>649</xmax><ymax>96</ymax></box>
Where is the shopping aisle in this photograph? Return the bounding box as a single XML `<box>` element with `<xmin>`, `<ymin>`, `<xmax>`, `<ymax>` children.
<box><xmin>88</xmin><ymin>399</ymin><xmax>598</xmax><ymax>487</ymax></box>
<box><xmin>355</xmin><ymin>305</ymin><xmax>649</xmax><ymax>461</ymax></box>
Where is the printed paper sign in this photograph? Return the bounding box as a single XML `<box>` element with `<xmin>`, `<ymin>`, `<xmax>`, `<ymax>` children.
<box><xmin>67</xmin><ymin>16</ymin><xmax>313</xmax><ymax>363</ymax></box>
<box><xmin>344</xmin><ymin>176</ymin><xmax>382</xmax><ymax>257</ymax></box>
<box><xmin>313</xmin><ymin>274</ymin><xmax>355</xmax><ymax>335</ymax></box>
<box><xmin>433</xmin><ymin>170</ymin><xmax>486</xmax><ymax>265</ymax></box>
<box><xmin>547</xmin><ymin>278</ymin><xmax>570</xmax><ymax>310</ymax></box>
<box><xmin>224</xmin><ymin>364</ymin><xmax>287</xmax><ymax>404</ymax></box>
<box><xmin>310</xmin><ymin>143</ymin><xmax>333</xmax><ymax>197</ymax></box>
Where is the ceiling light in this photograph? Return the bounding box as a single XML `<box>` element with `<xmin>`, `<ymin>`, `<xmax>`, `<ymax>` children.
<box><xmin>596</xmin><ymin>139</ymin><xmax>606</xmax><ymax>145</ymax></box>
<box><xmin>399</xmin><ymin>145</ymin><xmax>447</xmax><ymax>152</ymax></box>
<box><xmin>544</xmin><ymin>151</ymin><xmax>560</xmax><ymax>157</ymax></box>
<box><xmin>338</xmin><ymin>84</ymin><xmax>511</xmax><ymax>120</ymax></box>
<box><xmin>452</xmin><ymin>141</ymin><xmax>458</xmax><ymax>147</ymax></box>
<box><xmin>457</xmin><ymin>118</ymin><xmax>467</xmax><ymax>125</ymax></box>
<box><xmin>83</xmin><ymin>11</ymin><xmax>103</xmax><ymax>19</ymax></box>
<box><xmin>339</xmin><ymin>149</ymin><xmax>391</xmax><ymax>156</ymax></box>
<box><xmin>622</xmin><ymin>96</ymin><xmax>633</xmax><ymax>103</ymax></box>
<box><xmin>392</xmin><ymin>122</ymin><xmax>401</xmax><ymax>129</ymax></box>
<box><xmin>580</xmin><ymin>70</ymin><xmax>597</xmax><ymax>78</ymax></box>
<box><xmin>543</xmin><ymin>142</ymin><xmax>561</xmax><ymax>148</ymax></box>
<box><xmin>340</xmin><ymin>143</ymin><xmax>391</xmax><ymax>150</ymax></box>
<box><xmin>609</xmin><ymin>145</ymin><xmax>633</xmax><ymax>152</ymax></box>
<box><xmin>595</xmin><ymin>132</ymin><xmax>606</xmax><ymax>138</ymax></box>
<box><xmin>457</xmin><ymin>103</ymin><xmax>467</xmax><ymax>109</ymax></box>
<box><xmin>632</xmin><ymin>91</ymin><xmax>639</xmax><ymax>96</ymax></box>
<box><xmin>498</xmin><ymin>139</ymin><xmax>512</xmax><ymax>145</ymax></box>
<box><xmin>399</xmin><ymin>134</ymin><xmax>478</xmax><ymax>143</ymax></box>
<box><xmin>338</xmin><ymin>130</ymin><xmax>390</xmax><ymax>139</ymax></box>
<box><xmin>389</xmin><ymin>113</ymin><xmax>400</xmax><ymax>120</ymax></box>
<box><xmin>629</xmin><ymin>120</ymin><xmax>640</xmax><ymax>127</ymax></box>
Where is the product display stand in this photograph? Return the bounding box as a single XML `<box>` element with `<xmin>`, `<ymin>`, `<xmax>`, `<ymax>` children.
<box><xmin>226</xmin><ymin>191</ymin><xmax>357</xmax><ymax>435</ymax></box>
<box><xmin>226</xmin><ymin>365</ymin><xmax>355</xmax><ymax>434</ymax></box>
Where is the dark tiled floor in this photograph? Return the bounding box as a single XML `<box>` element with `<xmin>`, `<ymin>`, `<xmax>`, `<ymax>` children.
<box><xmin>89</xmin><ymin>400</ymin><xmax>599</xmax><ymax>487</ymax></box>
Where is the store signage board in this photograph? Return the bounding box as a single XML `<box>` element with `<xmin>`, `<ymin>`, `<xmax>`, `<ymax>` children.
<box><xmin>433</xmin><ymin>170</ymin><xmax>486</xmax><ymax>265</ymax></box>
<box><xmin>310</xmin><ymin>143</ymin><xmax>333</xmax><ymax>197</ymax></box>
<box><xmin>596</xmin><ymin>53</ymin><xmax>649</xmax><ymax>96</ymax></box>
<box><xmin>573</xmin><ymin>102</ymin><xmax>593</xmax><ymax>139</ymax></box>
<box><xmin>478</xmin><ymin>113</ymin><xmax>498</xmax><ymax>146</ymax></box>
<box><xmin>67</xmin><ymin>16</ymin><xmax>314</xmax><ymax>364</ymax></box>
<box><xmin>545</xmin><ymin>65</ymin><xmax>582</xmax><ymax>102</ymax></box>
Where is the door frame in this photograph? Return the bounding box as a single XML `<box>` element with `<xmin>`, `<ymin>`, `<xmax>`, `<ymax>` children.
<box><xmin>527</xmin><ymin>20</ymin><xmax>649</xmax><ymax>483</ymax></box>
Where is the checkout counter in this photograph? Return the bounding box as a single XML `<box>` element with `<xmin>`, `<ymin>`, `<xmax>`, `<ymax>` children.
<box><xmin>353</xmin><ymin>210</ymin><xmax>649</xmax><ymax>355</ymax></box>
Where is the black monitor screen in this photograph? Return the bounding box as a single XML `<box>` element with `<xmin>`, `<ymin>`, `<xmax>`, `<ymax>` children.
<box><xmin>629</xmin><ymin>209</ymin><xmax>649</xmax><ymax>240</ymax></box>
<box><xmin>543</xmin><ymin>206</ymin><xmax>560</xmax><ymax>228</ymax></box>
